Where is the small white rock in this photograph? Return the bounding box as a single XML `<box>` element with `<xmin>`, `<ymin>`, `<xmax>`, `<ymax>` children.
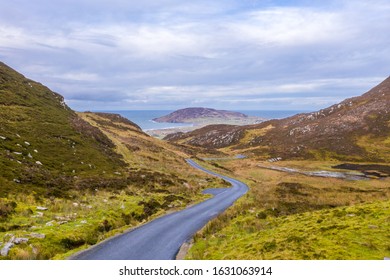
<box><xmin>36</xmin><ymin>161</ymin><xmax>43</xmax><ymax>165</ymax></box>
<box><xmin>0</xmin><ymin>136</ymin><xmax>6</xmax><ymax>140</ymax></box>
<box><xmin>24</xmin><ymin>141</ymin><xmax>30</xmax><ymax>146</ymax></box>
<box><xmin>13</xmin><ymin>238</ymin><xmax>29</xmax><ymax>244</ymax></box>
<box><xmin>1</xmin><ymin>242</ymin><xmax>14</xmax><ymax>257</ymax></box>
<box><xmin>36</xmin><ymin>206</ymin><xmax>48</xmax><ymax>211</ymax></box>
<box><xmin>33</xmin><ymin>149</ymin><xmax>38</xmax><ymax>153</ymax></box>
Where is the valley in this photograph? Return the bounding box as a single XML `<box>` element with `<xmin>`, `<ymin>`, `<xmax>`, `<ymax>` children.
<box><xmin>1</xmin><ymin>61</ymin><xmax>389</xmax><ymax>260</ymax></box>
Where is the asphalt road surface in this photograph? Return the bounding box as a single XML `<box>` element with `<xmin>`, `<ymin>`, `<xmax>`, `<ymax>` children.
<box><xmin>71</xmin><ymin>159</ymin><xmax>248</xmax><ymax>260</ymax></box>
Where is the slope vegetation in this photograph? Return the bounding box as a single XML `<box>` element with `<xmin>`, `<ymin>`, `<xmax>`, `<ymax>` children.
<box><xmin>167</xmin><ymin>77</ymin><xmax>390</xmax><ymax>162</ymax></box>
<box><xmin>0</xmin><ymin>62</ymin><xmax>224</xmax><ymax>259</ymax></box>
<box><xmin>0</xmin><ymin>62</ymin><xmax>126</xmax><ymax>198</ymax></box>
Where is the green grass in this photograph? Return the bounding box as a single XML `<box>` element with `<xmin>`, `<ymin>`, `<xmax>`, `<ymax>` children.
<box><xmin>0</xmin><ymin>188</ymin><xmax>182</xmax><ymax>259</ymax></box>
<box><xmin>186</xmin><ymin>158</ymin><xmax>390</xmax><ymax>260</ymax></box>
<box><xmin>0</xmin><ymin>62</ymin><xmax>126</xmax><ymax>199</ymax></box>
<box><xmin>0</xmin><ymin>68</ymin><xmax>227</xmax><ymax>260</ymax></box>
<box><xmin>187</xmin><ymin>199</ymin><xmax>390</xmax><ymax>260</ymax></box>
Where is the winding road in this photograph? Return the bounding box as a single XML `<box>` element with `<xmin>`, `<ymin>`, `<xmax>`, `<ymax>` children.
<box><xmin>71</xmin><ymin>159</ymin><xmax>248</xmax><ymax>260</ymax></box>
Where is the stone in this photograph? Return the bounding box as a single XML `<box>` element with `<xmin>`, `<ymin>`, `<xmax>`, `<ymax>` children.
<box><xmin>36</xmin><ymin>212</ymin><xmax>44</xmax><ymax>217</ymax></box>
<box><xmin>28</xmin><ymin>153</ymin><xmax>33</xmax><ymax>159</ymax></box>
<box><xmin>72</xmin><ymin>202</ymin><xmax>79</xmax><ymax>207</ymax></box>
<box><xmin>36</xmin><ymin>206</ymin><xmax>48</xmax><ymax>211</ymax></box>
<box><xmin>0</xmin><ymin>136</ymin><xmax>6</xmax><ymax>140</ymax></box>
<box><xmin>45</xmin><ymin>221</ymin><xmax>54</xmax><ymax>226</ymax></box>
<box><xmin>33</xmin><ymin>149</ymin><xmax>38</xmax><ymax>153</ymax></box>
<box><xmin>1</xmin><ymin>242</ymin><xmax>14</xmax><ymax>257</ymax></box>
<box><xmin>36</xmin><ymin>161</ymin><xmax>43</xmax><ymax>165</ymax></box>
<box><xmin>29</xmin><ymin>233</ymin><xmax>46</xmax><ymax>239</ymax></box>
<box><xmin>13</xmin><ymin>238</ymin><xmax>29</xmax><ymax>244</ymax></box>
<box><xmin>24</xmin><ymin>141</ymin><xmax>30</xmax><ymax>146</ymax></box>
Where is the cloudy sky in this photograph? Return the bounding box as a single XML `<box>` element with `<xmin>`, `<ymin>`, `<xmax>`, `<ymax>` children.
<box><xmin>0</xmin><ymin>0</ymin><xmax>389</xmax><ymax>111</ymax></box>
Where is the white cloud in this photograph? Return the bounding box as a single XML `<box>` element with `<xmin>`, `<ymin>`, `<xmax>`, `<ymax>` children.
<box><xmin>0</xmin><ymin>0</ymin><xmax>389</xmax><ymax>111</ymax></box>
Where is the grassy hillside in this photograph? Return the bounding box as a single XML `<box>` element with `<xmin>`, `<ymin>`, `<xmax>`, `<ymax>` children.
<box><xmin>0</xmin><ymin>62</ymin><xmax>226</xmax><ymax>259</ymax></box>
<box><xmin>188</xmin><ymin>199</ymin><xmax>390</xmax><ymax>260</ymax></box>
<box><xmin>166</xmin><ymin>77</ymin><xmax>390</xmax><ymax>162</ymax></box>
<box><xmin>186</xmin><ymin>158</ymin><xmax>390</xmax><ymax>260</ymax></box>
<box><xmin>0</xmin><ymin>62</ymin><xmax>127</xmax><ymax>198</ymax></box>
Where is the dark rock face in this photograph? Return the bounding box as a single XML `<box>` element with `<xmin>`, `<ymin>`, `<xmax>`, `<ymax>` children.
<box><xmin>153</xmin><ymin>107</ymin><xmax>248</xmax><ymax>123</ymax></box>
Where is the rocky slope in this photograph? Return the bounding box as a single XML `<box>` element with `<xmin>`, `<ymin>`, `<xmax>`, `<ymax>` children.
<box><xmin>165</xmin><ymin>77</ymin><xmax>390</xmax><ymax>162</ymax></box>
<box><xmin>0</xmin><ymin>62</ymin><xmax>132</xmax><ymax>197</ymax></box>
<box><xmin>0</xmin><ymin>62</ymin><xmax>226</xmax><ymax>260</ymax></box>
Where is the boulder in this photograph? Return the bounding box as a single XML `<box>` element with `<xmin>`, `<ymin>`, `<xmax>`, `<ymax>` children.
<box><xmin>13</xmin><ymin>238</ymin><xmax>29</xmax><ymax>244</ymax></box>
<box><xmin>1</xmin><ymin>242</ymin><xmax>14</xmax><ymax>257</ymax></box>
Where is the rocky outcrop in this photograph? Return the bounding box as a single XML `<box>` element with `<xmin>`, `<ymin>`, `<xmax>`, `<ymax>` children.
<box><xmin>0</xmin><ymin>242</ymin><xmax>14</xmax><ymax>257</ymax></box>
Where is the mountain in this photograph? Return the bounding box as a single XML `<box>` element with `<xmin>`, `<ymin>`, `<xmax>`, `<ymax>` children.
<box><xmin>0</xmin><ymin>62</ymin><xmax>226</xmax><ymax>260</ymax></box>
<box><xmin>165</xmin><ymin>77</ymin><xmax>390</xmax><ymax>162</ymax></box>
<box><xmin>153</xmin><ymin>107</ymin><xmax>249</xmax><ymax>123</ymax></box>
<box><xmin>0</xmin><ymin>62</ymin><xmax>129</xmax><ymax>197</ymax></box>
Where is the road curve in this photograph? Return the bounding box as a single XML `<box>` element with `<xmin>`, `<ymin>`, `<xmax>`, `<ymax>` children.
<box><xmin>71</xmin><ymin>159</ymin><xmax>248</xmax><ymax>260</ymax></box>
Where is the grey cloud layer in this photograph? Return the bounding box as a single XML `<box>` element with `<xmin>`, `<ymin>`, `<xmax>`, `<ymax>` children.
<box><xmin>0</xmin><ymin>0</ymin><xmax>389</xmax><ymax>110</ymax></box>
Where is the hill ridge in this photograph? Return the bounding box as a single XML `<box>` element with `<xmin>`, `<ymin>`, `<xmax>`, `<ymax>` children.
<box><xmin>165</xmin><ymin>77</ymin><xmax>390</xmax><ymax>161</ymax></box>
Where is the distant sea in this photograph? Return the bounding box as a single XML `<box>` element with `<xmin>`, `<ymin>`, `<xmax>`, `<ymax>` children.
<box><xmin>101</xmin><ymin>110</ymin><xmax>306</xmax><ymax>131</ymax></box>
